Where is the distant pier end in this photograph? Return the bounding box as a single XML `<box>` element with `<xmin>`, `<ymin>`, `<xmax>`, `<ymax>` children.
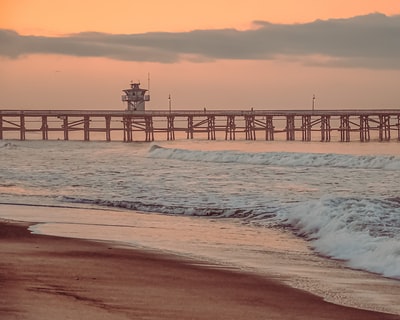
<box><xmin>122</xmin><ymin>82</ymin><xmax>150</xmax><ymax>111</ymax></box>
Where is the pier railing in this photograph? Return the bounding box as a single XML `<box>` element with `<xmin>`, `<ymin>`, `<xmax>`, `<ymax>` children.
<box><xmin>1</xmin><ymin>109</ymin><xmax>399</xmax><ymax>142</ymax></box>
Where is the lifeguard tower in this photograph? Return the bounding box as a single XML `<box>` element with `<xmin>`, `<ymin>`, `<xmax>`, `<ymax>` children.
<box><xmin>122</xmin><ymin>81</ymin><xmax>150</xmax><ymax>111</ymax></box>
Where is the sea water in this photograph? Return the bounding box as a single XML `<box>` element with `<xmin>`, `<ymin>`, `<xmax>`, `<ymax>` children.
<box><xmin>0</xmin><ymin>139</ymin><xmax>399</xmax><ymax>314</ymax></box>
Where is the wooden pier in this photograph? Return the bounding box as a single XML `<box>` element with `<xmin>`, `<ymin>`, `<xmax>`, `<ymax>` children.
<box><xmin>1</xmin><ymin>109</ymin><xmax>400</xmax><ymax>142</ymax></box>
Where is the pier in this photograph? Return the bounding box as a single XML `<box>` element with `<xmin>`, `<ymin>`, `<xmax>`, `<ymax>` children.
<box><xmin>0</xmin><ymin>109</ymin><xmax>399</xmax><ymax>142</ymax></box>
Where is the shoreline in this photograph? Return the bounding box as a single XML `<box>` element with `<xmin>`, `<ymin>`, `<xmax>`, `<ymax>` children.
<box><xmin>1</xmin><ymin>219</ymin><xmax>399</xmax><ymax>320</ymax></box>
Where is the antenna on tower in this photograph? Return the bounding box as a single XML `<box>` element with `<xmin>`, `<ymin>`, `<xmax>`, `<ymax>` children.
<box><xmin>148</xmin><ymin>72</ymin><xmax>151</xmax><ymax>93</ymax></box>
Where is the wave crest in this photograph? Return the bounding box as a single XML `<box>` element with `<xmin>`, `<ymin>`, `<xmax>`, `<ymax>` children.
<box><xmin>280</xmin><ymin>196</ymin><xmax>400</xmax><ymax>278</ymax></box>
<box><xmin>148</xmin><ymin>146</ymin><xmax>400</xmax><ymax>170</ymax></box>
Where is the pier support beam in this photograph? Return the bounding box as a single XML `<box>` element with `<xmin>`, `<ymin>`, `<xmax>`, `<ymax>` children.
<box><xmin>105</xmin><ymin>116</ymin><xmax>111</xmax><ymax>141</ymax></box>
<box><xmin>83</xmin><ymin>116</ymin><xmax>90</xmax><ymax>141</ymax></box>
<box><xmin>0</xmin><ymin>115</ymin><xmax>3</xmax><ymax>140</ymax></box>
<box><xmin>265</xmin><ymin>116</ymin><xmax>274</xmax><ymax>141</ymax></box>
<box><xmin>398</xmin><ymin>115</ymin><xmax>400</xmax><ymax>141</ymax></box>
<box><xmin>245</xmin><ymin>115</ymin><xmax>256</xmax><ymax>140</ymax></box>
<box><xmin>145</xmin><ymin>116</ymin><xmax>154</xmax><ymax>142</ymax></box>
<box><xmin>123</xmin><ymin>116</ymin><xmax>133</xmax><ymax>142</ymax></box>
<box><xmin>359</xmin><ymin>115</ymin><xmax>370</xmax><ymax>142</ymax></box>
<box><xmin>20</xmin><ymin>114</ymin><xmax>26</xmax><ymax>141</ymax></box>
<box><xmin>187</xmin><ymin>116</ymin><xmax>194</xmax><ymax>139</ymax></box>
<box><xmin>167</xmin><ymin>115</ymin><xmax>175</xmax><ymax>141</ymax></box>
<box><xmin>340</xmin><ymin>115</ymin><xmax>351</xmax><ymax>142</ymax></box>
<box><xmin>320</xmin><ymin>116</ymin><xmax>331</xmax><ymax>142</ymax></box>
<box><xmin>62</xmin><ymin>116</ymin><xmax>69</xmax><ymax>141</ymax></box>
<box><xmin>225</xmin><ymin>115</ymin><xmax>236</xmax><ymax>140</ymax></box>
<box><xmin>301</xmin><ymin>115</ymin><xmax>311</xmax><ymax>141</ymax></box>
<box><xmin>286</xmin><ymin>116</ymin><xmax>295</xmax><ymax>141</ymax></box>
<box><xmin>41</xmin><ymin>116</ymin><xmax>48</xmax><ymax>140</ymax></box>
<box><xmin>207</xmin><ymin>116</ymin><xmax>216</xmax><ymax>140</ymax></box>
<box><xmin>379</xmin><ymin>115</ymin><xmax>391</xmax><ymax>141</ymax></box>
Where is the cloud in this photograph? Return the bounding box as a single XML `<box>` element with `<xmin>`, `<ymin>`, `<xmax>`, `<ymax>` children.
<box><xmin>1</xmin><ymin>13</ymin><xmax>399</xmax><ymax>69</ymax></box>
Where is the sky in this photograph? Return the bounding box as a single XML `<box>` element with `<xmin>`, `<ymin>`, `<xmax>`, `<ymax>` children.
<box><xmin>1</xmin><ymin>0</ymin><xmax>399</xmax><ymax>110</ymax></box>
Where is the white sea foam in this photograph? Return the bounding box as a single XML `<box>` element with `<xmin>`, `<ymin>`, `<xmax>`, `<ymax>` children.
<box><xmin>147</xmin><ymin>146</ymin><xmax>400</xmax><ymax>278</ymax></box>
<box><xmin>279</xmin><ymin>196</ymin><xmax>400</xmax><ymax>278</ymax></box>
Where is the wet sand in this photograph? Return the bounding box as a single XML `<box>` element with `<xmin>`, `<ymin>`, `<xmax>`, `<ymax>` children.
<box><xmin>0</xmin><ymin>220</ymin><xmax>399</xmax><ymax>320</ymax></box>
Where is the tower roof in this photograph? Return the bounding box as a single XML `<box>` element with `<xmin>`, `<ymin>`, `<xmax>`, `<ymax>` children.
<box><xmin>123</xmin><ymin>82</ymin><xmax>148</xmax><ymax>93</ymax></box>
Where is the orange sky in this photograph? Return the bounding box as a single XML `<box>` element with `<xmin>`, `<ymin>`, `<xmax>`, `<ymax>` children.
<box><xmin>1</xmin><ymin>0</ymin><xmax>399</xmax><ymax>110</ymax></box>
<box><xmin>2</xmin><ymin>0</ymin><xmax>399</xmax><ymax>35</ymax></box>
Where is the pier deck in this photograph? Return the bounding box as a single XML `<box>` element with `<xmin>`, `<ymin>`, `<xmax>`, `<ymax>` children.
<box><xmin>1</xmin><ymin>109</ymin><xmax>399</xmax><ymax>142</ymax></box>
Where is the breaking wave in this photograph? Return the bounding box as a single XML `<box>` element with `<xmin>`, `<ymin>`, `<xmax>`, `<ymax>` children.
<box><xmin>148</xmin><ymin>145</ymin><xmax>400</xmax><ymax>170</ymax></box>
<box><xmin>279</xmin><ymin>196</ymin><xmax>400</xmax><ymax>278</ymax></box>
<box><xmin>60</xmin><ymin>196</ymin><xmax>277</xmax><ymax>219</ymax></box>
<box><xmin>61</xmin><ymin>194</ymin><xmax>400</xmax><ymax>279</ymax></box>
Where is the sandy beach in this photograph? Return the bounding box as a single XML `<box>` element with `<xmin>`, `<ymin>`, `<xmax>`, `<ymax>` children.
<box><xmin>0</xmin><ymin>220</ymin><xmax>398</xmax><ymax>320</ymax></box>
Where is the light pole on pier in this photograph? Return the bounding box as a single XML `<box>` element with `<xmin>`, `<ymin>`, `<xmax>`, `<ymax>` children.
<box><xmin>312</xmin><ymin>94</ymin><xmax>316</xmax><ymax>111</ymax></box>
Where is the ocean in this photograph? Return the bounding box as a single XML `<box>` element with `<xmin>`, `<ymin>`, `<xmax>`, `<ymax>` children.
<box><xmin>1</xmin><ymin>139</ymin><xmax>399</xmax><ymax>314</ymax></box>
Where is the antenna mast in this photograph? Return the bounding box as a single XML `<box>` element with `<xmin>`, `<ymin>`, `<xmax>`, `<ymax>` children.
<box><xmin>148</xmin><ymin>72</ymin><xmax>151</xmax><ymax>94</ymax></box>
